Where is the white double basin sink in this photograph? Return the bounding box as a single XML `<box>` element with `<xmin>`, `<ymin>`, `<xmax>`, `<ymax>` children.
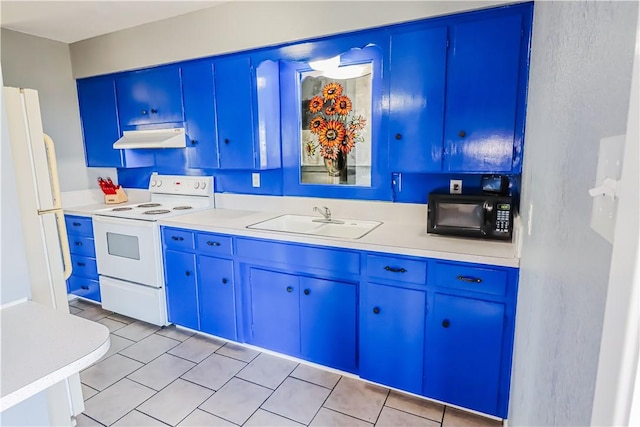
<box><xmin>247</xmin><ymin>214</ymin><xmax>382</xmax><ymax>239</ymax></box>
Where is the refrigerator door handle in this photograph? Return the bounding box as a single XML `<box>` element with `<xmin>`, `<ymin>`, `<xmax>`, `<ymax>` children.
<box><xmin>38</xmin><ymin>133</ymin><xmax>62</xmax><ymax>212</ymax></box>
<box><xmin>55</xmin><ymin>209</ymin><xmax>73</xmax><ymax>280</ymax></box>
<box><xmin>39</xmin><ymin>134</ymin><xmax>72</xmax><ymax>279</ymax></box>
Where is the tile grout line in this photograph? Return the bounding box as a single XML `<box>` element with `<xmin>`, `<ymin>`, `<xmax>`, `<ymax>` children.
<box><xmin>302</xmin><ymin>373</ymin><xmax>345</xmax><ymax>426</ymax></box>
<box><xmin>196</xmin><ymin>404</ymin><xmax>241</xmax><ymax>426</ymax></box>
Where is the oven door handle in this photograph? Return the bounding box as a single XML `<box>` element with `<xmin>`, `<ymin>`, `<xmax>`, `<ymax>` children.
<box><xmin>92</xmin><ymin>214</ymin><xmax>156</xmax><ymax>228</ymax></box>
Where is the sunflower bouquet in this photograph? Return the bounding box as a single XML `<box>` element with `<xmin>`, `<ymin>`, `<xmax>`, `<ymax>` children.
<box><xmin>304</xmin><ymin>82</ymin><xmax>367</xmax><ymax>162</ymax></box>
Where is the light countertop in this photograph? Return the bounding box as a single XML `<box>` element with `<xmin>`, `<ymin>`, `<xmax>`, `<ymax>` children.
<box><xmin>159</xmin><ymin>208</ymin><xmax>520</xmax><ymax>268</ymax></box>
<box><xmin>0</xmin><ymin>301</ymin><xmax>110</xmax><ymax>412</ymax></box>
<box><xmin>63</xmin><ymin>192</ymin><xmax>520</xmax><ymax>268</ymax></box>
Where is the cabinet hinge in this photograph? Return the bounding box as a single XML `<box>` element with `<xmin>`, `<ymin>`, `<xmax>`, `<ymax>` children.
<box><xmin>446</xmin><ymin>38</ymin><xmax>450</xmax><ymax>49</ymax></box>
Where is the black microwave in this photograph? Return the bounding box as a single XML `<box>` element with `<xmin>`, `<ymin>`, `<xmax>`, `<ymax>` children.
<box><xmin>427</xmin><ymin>193</ymin><xmax>513</xmax><ymax>240</ymax></box>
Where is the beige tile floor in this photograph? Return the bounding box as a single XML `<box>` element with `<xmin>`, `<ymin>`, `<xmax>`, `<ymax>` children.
<box><xmin>70</xmin><ymin>299</ymin><xmax>503</xmax><ymax>427</ymax></box>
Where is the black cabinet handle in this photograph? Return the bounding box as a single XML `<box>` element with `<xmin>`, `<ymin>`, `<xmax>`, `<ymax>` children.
<box><xmin>191</xmin><ymin>140</ymin><xmax>197</xmax><ymax>145</ymax></box>
<box><xmin>224</xmin><ymin>138</ymin><xmax>230</xmax><ymax>144</ymax></box>
<box><xmin>373</xmin><ymin>306</ymin><xmax>381</xmax><ymax>314</ymax></box>
<box><xmin>384</xmin><ymin>266</ymin><xmax>407</xmax><ymax>273</ymax></box>
<box><xmin>303</xmin><ymin>289</ymin><xmax>310</xmax><ymax>295</ymax></box>
<box><xmin>77</xmin><ymin>262</ymin><xmax>86</xmax><ymax>267</ymax></box>
<box><xmin>72</xmin><ymin>222</ymin><xmax>81</xmax><ymax>226</ymax></box>
<box><xmin>171</xmin><ymin>236</ymin><xmax>184</xmax><ymax>241</ymax></box>
<box><xmin>75</xmin><ymin>241</ymin><xmax>83</xmax><ymax>246</ymax></box>
<box><xmin>81</xmin><ymin>285</ymin><xmax>89</xmax><ymax>290</ymax></box>
<box><xmin>458</xmin><ymin>130</ymin><xmax>467</xmax><ymax>138</ymax></box>
<box><xmin>206</xmin><ymin>241</ymin><xmax>221</xmax><ymax>247</ymax></box>
<box><xmin>395</xmin><ymin>133</ymin><xmax>402</xmax><ymax>140</ymax></box>
<box><xmin>457</xmin><ymin>275</ymin><xmax>482</xmax><ymax>283</ymax></box>
<box><xmin>222</xmin><ymin>278</ymin><xmax>228</xmax><ymax>284</ymax></box>
<box><xmin>151</xmin><ymin>109</ymin><xmax>158</xmax><ymax>114</ymax></box>
<box><xmin>442</xmin><ymin>319</ymin><xmax>450</xmax><ymax>328</ymax></box>
<box><xmin>185</xmin><ymin>271</ymin><xmax>191</xmax><ymax>277</ymax></box>
<box><xmin>286</xmin><ymin>286</ymin><xmax>293</xmax><ymax>293</ymax></box>
<box><xmin>141</xmin><ymin>109</ymin><xmax>148</xmax><ymax>115</ymax></box>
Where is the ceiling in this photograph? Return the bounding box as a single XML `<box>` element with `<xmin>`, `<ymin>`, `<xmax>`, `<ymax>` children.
<box><xmin>0</xmin><ymin>1</ymin><xmax>224</xmax><ymax>44</ymax></box>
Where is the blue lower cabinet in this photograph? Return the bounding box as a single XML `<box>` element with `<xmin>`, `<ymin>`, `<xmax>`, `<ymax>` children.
<box><xmin>249</xmin><ymin>268</ymin><xmax>300</xmax><ymax>355</ymax></box>
<box><xmin>198</xmin><ymin>256</ymin><xmax>237</xmax><ymax>340</ymax></box>
<box><xmin>165</xmin><ymin>250</ymin><xmax>199</xmax><ymax>330</ymax></box>
<box><xmin>299</xmin><ymin>277</ymin><xmax>357</xmax><ymax>373</ymax></box>
<box><xmin>66</xmin><ymin>214</ymin><xmax>100</xmax><ymax>303</ymax></box>
<box><xmin>248</xmin><ymin>268</ymin><xmax>357</xmax><ymax>372</ymax></box>
<box><xmin>67</xmin><ymin>276</ymin><xmax>101</xmax><ymax>302</ymax></box>
<box><xmin>360</xmin><ymin>282</ymin><xmax>426</xmax><ymax>394</ymax></box>
<box><xmin>424</xmin><ymin>293</ymin><xmax>506</xmax><ymax>416</ymax></box>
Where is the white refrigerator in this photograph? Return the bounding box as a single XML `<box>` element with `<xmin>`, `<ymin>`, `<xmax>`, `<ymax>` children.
<box><xmin>2</xmin><ymin>86</ymin><xmax>85</xmax><ymax>424</ymax></box>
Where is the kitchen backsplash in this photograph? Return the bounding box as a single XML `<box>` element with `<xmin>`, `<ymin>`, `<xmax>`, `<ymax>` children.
<box><xmin>116</xmin><ymin>165</ymin><xmax>520</xmax><ymax>205</ymax></box>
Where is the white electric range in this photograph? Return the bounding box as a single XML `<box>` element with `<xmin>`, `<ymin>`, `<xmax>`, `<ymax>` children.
<box><xmin>92</xmin><ymin>174</ymin><xmax>214</xmax><ymax>326</ymax></box>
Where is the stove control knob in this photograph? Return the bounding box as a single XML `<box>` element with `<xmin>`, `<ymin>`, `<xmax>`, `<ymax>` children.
<box><xmin>156</xmin><ymin>180</ymin><xmax>163</xmax><ymax>187</ymax></box>
<box><xmin>201</xmin><ymin>181</ymin><xmax>207</xmax><ymax>189</ymax></box>
<box><xmin>193</xmin><ymin>182</ymin><xmax>200</xmax><ymax>189</ymax></box>
<box><xmin>150</xmin><ymin>180</ymin><xmax>157</xmax><ymax>187</ymax></box>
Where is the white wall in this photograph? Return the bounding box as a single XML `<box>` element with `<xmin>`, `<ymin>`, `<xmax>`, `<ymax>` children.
<box><xmin>1</xmin><ymin>29</ymin><xmax>115</xmax><ymax>191</ymax></box>
<box><xmin>510</xmin><ymin>1</ymin><xmax>638</xmax><ymax>425</ymax></box>
<box><xmin>592</xmin><ymin>4</ymin><xmax>640</xmax><ymax>423</ymax></box>
<box><xmin>69</xmin><ymin>0</ymin><xmax>510</xmax><ymax>77</ymax></box>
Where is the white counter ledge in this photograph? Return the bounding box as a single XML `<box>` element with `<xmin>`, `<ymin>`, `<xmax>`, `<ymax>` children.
<box><xmin>158</xmin><ymin>208</ymin><xmax>520</xmax><ymax>268</ymax></box>
<box><xmin>0</xmin><ymin>301</ymin><xmax>110</xmax><ymax>412</ymax></box>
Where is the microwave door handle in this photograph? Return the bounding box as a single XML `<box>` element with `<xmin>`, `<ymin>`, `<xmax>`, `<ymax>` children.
<box><xmin>482</xmin><ymin>202</ymin><xmax>494</xmax><ymax>235</ymax></box>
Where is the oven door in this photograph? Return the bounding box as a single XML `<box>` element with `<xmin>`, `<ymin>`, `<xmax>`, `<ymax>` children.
<box><xmin>93</xmin><ymin>215</ymin><xmax>163</xmax><ymax>288</ymax></box>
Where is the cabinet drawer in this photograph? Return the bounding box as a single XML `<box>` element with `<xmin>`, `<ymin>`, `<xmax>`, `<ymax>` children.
<box><xmin>237</xmin><ymin>238</ymin><xmax>360</xmax><ymax>275</ymax></box>
<box><xmin>366</xmin><ymin>255</ymin><xmax>427</xmax><ymax>285</ymax></box>
<box><xmin>71</xmin><ymin>254</ymin><xmax>98</xmax><ymax>279</ymax></box>
<box><xmin>69</xmin><ymin>235</ymin><xmax>95</xmax><ymax>257</ymax></box>
<box><xmin>65</xmin><ymin>215</ymin><xmax>93</xmax><ymax>237</ymax></box>
<box><xmin>196</xmin><ymin>233</ymin><xmax>233</xmax><ymax>256</ymax></box>
<box><xmin>67</xmin><ymin>276</ymin><xmax>101</xmax><ymax>302</ymax></box>
<box><xmin>163</xmin><ymin>228</ymin><xmax>195</xmax><ymax>251</ymax></box>
<box><xmin>428</xmin><ymin>262</ymin><xmax>508</xmax><ymax>296</ymax></box>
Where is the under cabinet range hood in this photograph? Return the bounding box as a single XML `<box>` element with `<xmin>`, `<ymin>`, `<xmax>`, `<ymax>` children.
<box><xmin>112</xmin><ymin>128</ymin><xmax>186</xmax><ymax>149</ymax></box>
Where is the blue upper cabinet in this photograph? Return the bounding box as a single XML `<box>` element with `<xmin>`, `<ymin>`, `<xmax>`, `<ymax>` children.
<box><xmin>388</xmin><ymin>26</ymin><xmax>447</xmax><ymax>173</ymax></box>
<box><xmin>77</xmin><ymin>76</ymin><xmax>153</xmax><ymax>168</ymax></box>
<box><xmin>115</xmin><ymin>65</ymin><xmax>184</xmax><ymax>128</ymax></box>
<box><xmin>182</xmin><ymin>60</ymin><xmax>218</xmax><ymax>169</ymax></box>
<box><xmin>77</xmin><ymin>76</ymin><xmax>122</xmax><ymax>167</ymax></box>
<box><xmin>443</xmin><ymin>9</ymin><xmax>530</xmax><ymax>173</ymax></box>
<box><xmin>214</xmin><ymin>56</ymin><xmax>281</xmax><ymax>170</ymax></box>
<box><xmin>215</xmin><ymin>56</ymin><xmax>254</xmax><ymax>169</ymax></box>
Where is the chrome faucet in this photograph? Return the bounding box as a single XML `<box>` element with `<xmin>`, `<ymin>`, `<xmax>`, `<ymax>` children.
<box><xmin>313</xmin><ymin>206</ymin><xmax>332</xmax><ymax>221</ymax></box>
<box><xmin>312</xmin><ymin>206</ymin><xmax>345</xmax><ymax>224</ymax></box>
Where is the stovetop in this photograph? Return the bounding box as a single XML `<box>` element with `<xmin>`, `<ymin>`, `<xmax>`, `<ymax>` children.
<box><xmin>93</xmin><ymin>174</ymin><xmax>214</xmax><ymax>221</ymax></box>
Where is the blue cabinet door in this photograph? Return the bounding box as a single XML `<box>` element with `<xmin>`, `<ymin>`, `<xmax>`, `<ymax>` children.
<box><xmin>360</xmin><ymin>283</ymin><xmax>426</xmax><ymax>394</ymax></box>
<box><xmin>198</xmin><ymin>256</ymin><xmax>236</xmax><ymax>340</ymax></box>
<box><xmin>214</xmin><ymin>56</ymin><xmax>255</xmax><ymax>169</ymax></box>
<box><xmin>77</xmin><ymin>77</ymin><xmax>124</xmax><ymax>167</ymax></box>
<box><xmin>443</xmin><ymin>13</ymin><xmax>523</xmax><ymax>172</ymax></box>
<box><xmin>116</xmin><ymin>65</ymin><xmax>184</xmax><ymax>127</ymax></box>
<box><xmin>164</xmin><ymin>250</ymin><xmax>199</xmax><ymax>330</ymax></box>
<box><xmin>389</xmin><ymin>26</ymin><xmax>447</xmax><ymax>172</ymax></box>
<box><xmin>249</xmin><ymin>268</ymin><xmax>299</xmax><ymax>355</ymax></box>
<box><xmin>299</xmin><ymin>277</ymin><xmax>356</xmax><ymax>373</ymax></box>
<box><xmin>183</xmin><ymin>61</ymin><xmax>219</xmax><ymax>169</ymax></box>
<box><xmin>424</xmin><ymin>293</ymin><xmax>505</xmax><ymax>416</ymax></box>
